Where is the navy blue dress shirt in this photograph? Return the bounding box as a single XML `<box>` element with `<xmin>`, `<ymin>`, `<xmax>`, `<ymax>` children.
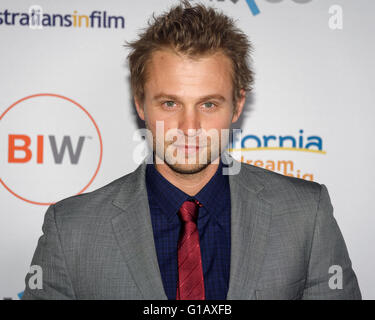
<box><xmin>145</xmin><ymin>160</ymin><xmax>231</xmax><ymax>300</ymax></box>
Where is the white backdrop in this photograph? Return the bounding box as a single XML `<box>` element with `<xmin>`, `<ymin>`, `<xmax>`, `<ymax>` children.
<box><xmin>0</xmin><ymin>0</ymin><xmax>374</xmax><ymax>299</ymax></box>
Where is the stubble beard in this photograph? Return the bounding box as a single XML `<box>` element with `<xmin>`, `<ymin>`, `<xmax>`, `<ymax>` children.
<box><xmin>153</xmin><ymin>139</ymin><xmax>221</xmax><ymax>175</ymax></box>
<box><xmin>145</xmin><ymin>121</ymin><xmax>222</xmax><ymax>175</ymax></box>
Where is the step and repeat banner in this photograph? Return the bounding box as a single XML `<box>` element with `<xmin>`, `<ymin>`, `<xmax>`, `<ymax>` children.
<box><xmin>0</xmin><ymin>0</ymin><xmax>374</xmax><ymax>299</ymax></box>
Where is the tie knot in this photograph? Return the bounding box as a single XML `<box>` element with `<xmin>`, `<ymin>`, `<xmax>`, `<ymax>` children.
<box><xmin>178</xmin><ymin>200</ymin><xmax>200</xmax><ymax>223</ymax></box>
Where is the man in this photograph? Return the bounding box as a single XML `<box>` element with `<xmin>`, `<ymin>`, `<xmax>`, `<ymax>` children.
<box><xmin>22</xmin><ymin>1</ymin><xmax>361</xmax><ymax>300</ymax></box>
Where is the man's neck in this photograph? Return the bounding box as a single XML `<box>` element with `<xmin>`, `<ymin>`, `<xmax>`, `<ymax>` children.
<box><xmin>154</xmin><ymin>158</ymin><xmax>220</xmax><ymax>196</ymax></box>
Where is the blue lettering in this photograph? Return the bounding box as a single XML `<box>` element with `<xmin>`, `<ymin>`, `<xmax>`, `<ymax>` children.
<box><xmin>242</xmin><ymin>135</ymin><xmax>261</xmax><ymax>148</ymax></box>
<box><xmin>263</xmin><ymin>135</ymin><xmax>277</xmax><ymax>147</ymax></box>
<box><xmin>108</xmin><ymin>15</ymin><xmax>125</xmax><ymax>29</ymax></box>
<box><xmin>63</xmin><ymin>14</ymin><xmax>72</xmax><ymax>27</ymax></box>
<box><xmin>19</xmin><ymin>13</ymin><xmax>29</xmax><ymax>26</ymax></box>
<box><xmin>11</xmin><ymin>12</ymin><xmax>19</xmax><ymax>25</ymax></box>
<box><xmin>3</xmin><ymin>9</ymin><xmax>11</xmax><ymax>25</ymax></box>
<box><xmin>52</xmin><ymin>14</ymin><xmax>63</xmax><ymax>27</ymax></box>
<box><xmin>298</xmin><ymin>129</ymin><xmax>304</xmax><ymax>148</ymax></box>
<box><xmin>42</xmin><ymin>14</ymin><xmax>51</xmax><ymax>26</ymax></box>
<box><xmin>305</xmin><ymin>136</ymin><xmax>322</xmax><ymax>150</ymax></box>
<box><xmin>279</xmin><ymin>135</ymin><xmax>296</xmax><ymax>148</ymax></box>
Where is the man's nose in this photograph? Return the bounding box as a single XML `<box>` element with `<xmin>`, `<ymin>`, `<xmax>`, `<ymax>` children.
<box><xmin>178</xmin><ymin>107</ymin><xmax>201</xmax><ymax>136</ymax></box>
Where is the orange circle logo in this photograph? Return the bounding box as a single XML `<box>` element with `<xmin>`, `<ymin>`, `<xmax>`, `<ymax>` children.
<box><xmin>0</xmin><ymin>93</ymin><xmax>103</xmax><ymax>205</ymax></box>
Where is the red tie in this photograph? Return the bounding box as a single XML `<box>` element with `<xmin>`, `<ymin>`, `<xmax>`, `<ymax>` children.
<box><xmin>176</xmin><ymin>200</ymin><xmax>205</xmax><ymax>300</ymax></box>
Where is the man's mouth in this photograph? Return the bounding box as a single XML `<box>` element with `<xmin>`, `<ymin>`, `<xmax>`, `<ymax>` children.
<box><xmin>173</xmin><ymin>144</ymin><xmax>207</xmax><ymax>155</ymax></box>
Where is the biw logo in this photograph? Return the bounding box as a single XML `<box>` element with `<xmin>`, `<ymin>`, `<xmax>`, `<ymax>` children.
<box><xmin>0</xmin><ymin>93</ymin><xmax>103</xmax><ymax>205</ymax></box>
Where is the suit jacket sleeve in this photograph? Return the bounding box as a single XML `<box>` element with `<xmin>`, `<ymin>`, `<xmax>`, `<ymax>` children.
<box><xmin>22</xmin><ymin>205</ymin><xmax>76</xmax><ymax>300</ymax></box>
<box><xmin>302</xmin><ymin>184</ymin><xmax>361</xmax><ymax>300</ymax></box>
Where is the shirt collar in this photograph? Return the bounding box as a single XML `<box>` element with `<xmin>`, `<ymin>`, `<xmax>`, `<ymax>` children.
<box><xmin>146</xmin><ymin>159</ymin><xmax>229</xmax><ymax>224</ymax></box>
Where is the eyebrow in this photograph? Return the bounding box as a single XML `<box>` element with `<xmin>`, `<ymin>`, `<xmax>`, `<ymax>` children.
<box><xmin>152</xmin><ymin>93</ymin><xmax>226</xmax><ymax>104</ymax></box>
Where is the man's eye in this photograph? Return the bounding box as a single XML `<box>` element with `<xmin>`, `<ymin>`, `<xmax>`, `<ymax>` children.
<box><xmin>163</xmin><ymin>101</ymin><xmax>176</xmax><ymax>108</ymax></box>
<box><xmin>203</xmin><ymin>102</ymin><xmax>215</xmax><ymax>109</ymax></box>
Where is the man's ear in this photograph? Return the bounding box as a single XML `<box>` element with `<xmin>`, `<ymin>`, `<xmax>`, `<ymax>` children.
<box><xmin>134</xmin><ymin>96</ymin><xmax>145</xmax><ymax>121</ymax></box>
<box><xmin>231</xmin><ymin>89</ymin><xmax>246</xmax><ymax>123</ymax></box>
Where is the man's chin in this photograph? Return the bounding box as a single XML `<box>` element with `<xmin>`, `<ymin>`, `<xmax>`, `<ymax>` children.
<box><xmin>165</xmin><ymin>161</ymin><xmax>211</xmax><ymax>175</ymax></box>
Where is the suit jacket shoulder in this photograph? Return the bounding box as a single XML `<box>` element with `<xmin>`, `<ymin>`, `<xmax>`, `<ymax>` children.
<box><xmin>234</xmin><ymin>161</ymin><xmax>322</xmax><ymax>217</ymax></box>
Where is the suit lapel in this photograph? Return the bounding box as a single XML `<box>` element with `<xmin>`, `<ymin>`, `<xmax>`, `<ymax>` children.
<box><xmin>226</xmin><ymin>161</ymin><xmax>273</xmax><ymax>299</ymax></box>
<box><xmin>111</xmin><ymin>162</ymin><xmax>167</xmax><ymax>300</ymax></box>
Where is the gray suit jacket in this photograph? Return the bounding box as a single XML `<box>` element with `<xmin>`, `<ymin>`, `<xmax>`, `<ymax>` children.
<box><xmin>22</xmin><ymin>157</ymin><xmax>361</xmax><ymax>300</ymax></box>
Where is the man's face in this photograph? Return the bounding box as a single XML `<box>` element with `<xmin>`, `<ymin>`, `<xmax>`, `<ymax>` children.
<box><xmin>135</xmin><ymin>49</ymin><xmax>245</xmax><ymax>174</ymax></box>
